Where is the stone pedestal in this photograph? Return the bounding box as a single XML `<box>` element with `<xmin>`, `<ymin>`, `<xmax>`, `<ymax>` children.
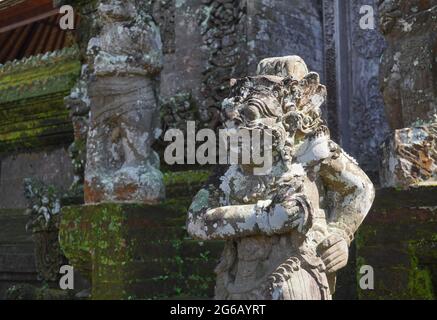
<box><xmin>59</xmin><ymin>198</ymin><xmax>223</xmax><ymax>299</ymax></box>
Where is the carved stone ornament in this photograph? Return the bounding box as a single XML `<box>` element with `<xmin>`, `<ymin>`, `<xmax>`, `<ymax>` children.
<box><xmin>187</xmin><ymin>56</ymin><xmax>375</xmax><ymax>300</ymax></box>
<box><xmin>84</xmin><ymin>0</ymin><xmax>165</xmax><ymax>204</ymax></box>
<box><xmin>380</xmin><ymin>122</ymin><xmax>437</xmax><ymax>188</ymax></box>
<box><xmin>24</xmin><ymin>179</ymin><xmax>66</xmax><ymax>282</ymax></box>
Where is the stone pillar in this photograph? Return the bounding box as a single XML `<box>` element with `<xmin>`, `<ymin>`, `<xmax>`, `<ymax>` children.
<box><xmin>246</xmin><ymin>0</ymin><xmax>324</xmax><ymax>76</ymax></box>
<box><xmin>378</xmin><ymin>0</ymin><xmax>437</xmax><ymax>188</ymax></box>
<box><xmin>322</xmin><ymin>0</ymin><xmax>389</xmax><ymax>177</ymax></box>
<box><xmin>59</xmin><ymin>0</ymin><xmax>166</xmax><ymax>299</ymax></box>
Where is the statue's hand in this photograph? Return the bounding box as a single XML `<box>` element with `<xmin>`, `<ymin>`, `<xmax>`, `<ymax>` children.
<box><xmin>319</xmin><ymin>234</ymin><xmax>349</xmax><ymax>273</ymax></box>
<box><xmin>274</xmin><ymin>199</ymin><xmax>303</xmax><ymax>226</ymax></box>
<box><xmin>267</xmin><ymin>188</ymin><xmax>310</xmax><ymax>232</ymax></box>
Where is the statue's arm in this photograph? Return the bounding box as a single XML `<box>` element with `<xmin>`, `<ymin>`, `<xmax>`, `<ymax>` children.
<box><xmin>186</xmin><ymin>186</ymin><xmax>310</xmax><ymax>241</ymax></box>
<box><xmin>319</xmin><ymin>145</ymin><xmax>375</xmax><ymax>245</ymax></box>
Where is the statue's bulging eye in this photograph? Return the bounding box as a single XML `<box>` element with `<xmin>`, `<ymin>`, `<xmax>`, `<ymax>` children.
<box><xmin>243</xmin><ymin>105</ymin><xmax>260</xmax><ymax>121</ymax></box>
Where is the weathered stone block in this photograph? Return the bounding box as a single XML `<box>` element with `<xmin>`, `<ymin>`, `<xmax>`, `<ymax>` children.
<box><xmin>380</xmin><ymin>125</ymin><xmax>437</xmax><ymax>188</ymax></box>
<box><xmin>0</xmin><ymin>148</ymin><xmax>74</xmax><ymax>209</ymax></box>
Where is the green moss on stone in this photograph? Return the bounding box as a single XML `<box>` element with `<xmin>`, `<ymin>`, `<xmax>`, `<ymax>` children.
<box><xmin>407</xmin><ymin>242</ymin><xmax>435</xmax><ymax>300</ymax></box>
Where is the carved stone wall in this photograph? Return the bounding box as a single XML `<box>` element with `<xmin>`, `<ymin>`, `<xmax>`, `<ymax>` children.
<box><xmin>322</xmin><ymin>0</ymin><xmax>390</xmax><ymax>179</ymax></box>
<box><xmin>322</xmin><ymin>0</ymin><xmax>339</xmax><ymax>141</ymax></box>
<box><xmin>347</xmin><ymin>0</ymin><xmax>390</xmax><ymax>175</ymax></box>
<box><xmin>158</xmin><ymin>0</ymin><xmax>324</xmax><ymax>130</ymax></box>
<box><xmin>246</xmin><ymin>0</ymin><xmax>324</xmax><ymax>75</ymax></box>
<box><xmin>378</xmin><ymin>0</ymin><xmax>437</xmax><ymax>188</ymax></box>
<box><xmin>159</xmin><ymin>0</ymin><xmax>388</xmax><ymax>177</ymax></box>
<box><xmin>198</xmin><ymin>0</ymin><xmax>247</xmax><ymax>127</ymax></box>
<box><xmin>158</xmin><ymin>0</ymin><xmax>207</xmax><ymax>127</ymax></box>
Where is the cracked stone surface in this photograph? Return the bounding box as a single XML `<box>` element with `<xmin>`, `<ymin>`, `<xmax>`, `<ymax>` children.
<box><xmin>378</xmin><ymin>0</ymin><xmax>437</xmax><ymax>188</ymax></box>
<box><xmin>380</xmin><ymin>123</ymin><xmax>437</xmax><ymax>188</ymax></box>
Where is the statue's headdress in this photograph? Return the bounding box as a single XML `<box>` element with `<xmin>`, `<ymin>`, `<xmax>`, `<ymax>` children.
<box><xmin>222</xmin><ymin>56</ymin><xmax>328</xmax><ymax>160</ymax></box>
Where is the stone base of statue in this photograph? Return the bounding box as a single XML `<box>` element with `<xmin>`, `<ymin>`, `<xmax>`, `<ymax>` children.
<box><xmin>59</xmin><ymin>201</ymin><xmax>223</xmax><ymax>299</ymax></box>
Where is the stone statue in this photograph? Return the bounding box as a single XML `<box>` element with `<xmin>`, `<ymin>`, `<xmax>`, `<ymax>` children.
<box><xmin>84</xmin><ymin>0</ymin><xmax>165</xmax><ymax>203</ymax></box>
<box><xmin>187</xmin><ymin>56</ymin><xmax>375</xmax><ymax>300</ymax></box>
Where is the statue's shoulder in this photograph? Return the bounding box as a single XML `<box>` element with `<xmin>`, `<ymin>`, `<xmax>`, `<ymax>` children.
<box><xmin>295</xmin><ymin>130</ymin><xmax>333</xmax><ymax>165</ymax></box>
<box><xmin>324</xmin><ymin>140</ymin><xmax>359</xmax><ymax>166</ymax></box>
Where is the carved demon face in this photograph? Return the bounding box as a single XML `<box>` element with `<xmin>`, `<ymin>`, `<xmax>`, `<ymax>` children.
<box><xmin>221</xmin><ymin>73</ymin><xmax>327</xmax><ymax>160</ymax></box>
<box><xmin>222</xmin><ymin>76</ymin><xmax>285</xmax><ymax>130</ymax></box>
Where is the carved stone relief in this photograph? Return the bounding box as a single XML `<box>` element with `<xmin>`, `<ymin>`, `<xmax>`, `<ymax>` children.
<box><xmin>198</xmin><ymin>0</ymin><xmax>247</xmax><ymax>128</ymax></box>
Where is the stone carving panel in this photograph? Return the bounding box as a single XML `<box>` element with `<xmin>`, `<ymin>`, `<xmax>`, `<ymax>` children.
<box><xmin>24</xmin><ymin>179</ymin><xmax>66</xmax><ymax>282</ymax></box>
<box><xmin>199</xmin><ymin>0</ymin><xmax>247</xmax><ymax>128</ymax></box>
<box><xmin>323</xmin><ymin>0</ymin><xmax>390</xmax><ymax>177</ymax></box>
<box><xmin>380</xmin><ymin>123</ymin><xmax>437</xmax><ymax>188</ymax></box>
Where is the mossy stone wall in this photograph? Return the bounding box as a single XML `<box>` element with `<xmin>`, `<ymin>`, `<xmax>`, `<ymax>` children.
<box><xmin>60</xmin><ymin>170</ymin><xmax>223</xmax><ymax>300</ymax></box>
<box><xmin>0</xmin><ymin>47</ymin><xmax>81</xmax><ymax>153</ymax></box>
<box><xmin>355</xmin><ymin>186</ymin><xmax>437</xmax><ymax>299</ymax></box>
